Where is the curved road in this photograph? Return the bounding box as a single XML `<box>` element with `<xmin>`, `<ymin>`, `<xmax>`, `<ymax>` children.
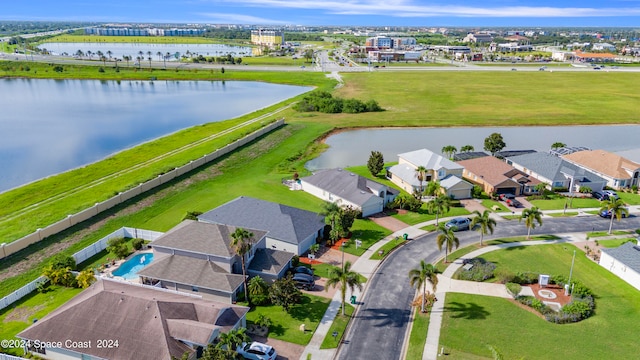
<box><xmin>336</xmin><ymin>215</ymin><xmax>640</xmax><ymax>360</ymax></box>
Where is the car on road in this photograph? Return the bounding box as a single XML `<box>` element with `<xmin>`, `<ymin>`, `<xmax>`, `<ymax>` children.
<box><xmin>236</xmin><ymin>341</ymin><xmax>277</xmax><ymax>360</ymax></box>
<box><xmin>539</xmin><ymin>66</ymin><xmax>546</xmax><ymax>71</ymax></box>
<box><xmin>445</xmin><ymin>217</ymin><xmax>471</xmax><ymax>231</ymax></box>
<box><xmin>599</xmin><ymin>209</ymin><xmax>628</xmax><ymax>218</ymax></box>
<box><xmin>293</xmin><ymin>273</ymin><xmax>315</xmax><ymax>290</ymax></box>
<box><xmin>294</xmin><ymin>266</ymin><xmax>314</xmax><ymax>276</ymax></box>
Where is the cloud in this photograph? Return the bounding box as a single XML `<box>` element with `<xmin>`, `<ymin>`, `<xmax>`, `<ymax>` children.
<box><xmin>208</xmin><ymin>0</ymin><xmax>640</xmax><ymax>18</ymax></box>
<box><xmin>197</xmin><ymin>12</ymin><xmax>291</xmax><ymax>24</ymax></box>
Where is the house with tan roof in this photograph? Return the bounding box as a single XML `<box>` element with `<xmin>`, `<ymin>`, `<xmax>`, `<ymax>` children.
<box><xmin>458</xmin><ymin>156</ymin><xmax>541</xmax><ymax>196</ymax></box>
<box><xmin>18</xmin><ymin>279</ymin><xmax>249</xmax><ymax>360</ymax></box>
<box><xmin>387</xmin><ymin>148</ymin><xmax>472</xmax><ymax>199</ymax></box>
<box><xmin>562</xmin><ymin>150</ymin><xmax>640</xmax><ymax>190</ymax></box>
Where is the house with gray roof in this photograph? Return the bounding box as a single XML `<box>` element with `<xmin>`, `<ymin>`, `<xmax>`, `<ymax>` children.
<box><xmin>139</xmin><ymin>220</ymin><xmax>292</xmax><ymax>303</ymax></box>
<box><xmin>387</xmin><ymin>148</ymin><xmax>472</xmax><ymax>199</ymax></box>
<box><xmin>600</xmin><ymin>241</ymin><xmax>640</xmax><ymax>291</ymax></box>
<box><xmin>506</xmin><ymin>152</ymin><xmax>606</xmax><ymax>193</ymax></box>
<box><xmin>300</xmin><ymin>168</ymin><xmax>398</xmax><ymax>217</ymax></box>
<box><xmin>198</xmin><ymin>196</ymin><xmax>325</xmax><ymax>256</ymax></box>
<box><xmin>18</xmin><ymin>279</ymin><xmax>249</xmax><ymax>360</ymax></box>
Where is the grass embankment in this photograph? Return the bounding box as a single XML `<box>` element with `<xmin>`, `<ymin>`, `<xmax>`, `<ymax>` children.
<box><xmin>406</xmin><ymin>311</ymin><xmax>430</xmax><ymax>360</ymax></box>
<box><xmin>439</xmin><ymin>244</ymin><xmax>640</xmax><ymax>359</ymax></box>
<box><xmin>320</xmin><ymin>304</ymin><xmax>355</xmax><ymax>349</ymax></box>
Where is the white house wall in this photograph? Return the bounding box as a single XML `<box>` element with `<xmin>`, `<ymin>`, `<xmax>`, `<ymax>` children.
<box><xmin>599</xmin><ymin>252</ymin><xmax>640</xmax><ymax>291</ymax></box>
<box><xmin>34</xmin><ymin>346</ymin><xmax>85</xmax><ymax>360</ymax></box>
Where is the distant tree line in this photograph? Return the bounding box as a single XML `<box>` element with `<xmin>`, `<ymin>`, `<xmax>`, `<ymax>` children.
<box><xmin>293</xmin><ymin>91</ymin><xmax>383</xmax><ymax>114</ymax></box>
<box><xmin>202</xmin><ymin>28</ymin><xmax>251</xmax><ymax>40</ymax></box>
<box><xmin>191</xmin><ymin>53</ymin><xmax>243</xmax><ymax>64</ymax></box>
<box><xmin>284</xmin><ymin>33</ymin><xmax>324</xmax><ymax>42</ymax></box>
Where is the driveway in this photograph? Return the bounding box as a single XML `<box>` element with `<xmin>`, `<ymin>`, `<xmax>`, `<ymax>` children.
<box><xmin>250</xmin><ymin>335</ymin><xmax>304</xmax><ymax>360</ymax></box>
<box><xmin>368</xmin><ymin>213</ymin><xmax>411</xmax><ymax>232</ymax></box>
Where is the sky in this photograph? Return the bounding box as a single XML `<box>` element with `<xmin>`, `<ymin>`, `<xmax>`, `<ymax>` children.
<box><xmin>5</xmin><ymin>0</ymin><xmax>640</xmax><ymax>27</ymax></box>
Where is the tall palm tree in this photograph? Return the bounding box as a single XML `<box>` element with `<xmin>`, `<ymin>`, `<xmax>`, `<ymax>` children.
<box><xmin>600</xmin><ymin>197</ymin><xmax>628</xmax><ymax>234</ymax></box>
<box><xmin>216</xmin><ymin>327</ymin><xmax>250</xmax><ymax>351</ymax></box>
<box><xmin>441</xmin><ymin>145</ymin><xmax>458</xmax><ymax>159</ymax></box>
<box><xmin>231</xmin><ymin>228</ymin><xmax>254</xmax><ymax>302</ymax></box>
<box><xmin>106</xmin><ymin>50</ymin><xmax>112</xmax><ymax>59</ymax></box>
<box><xmin>460</xmin><ymin>145</ymin><xmax>474</xmax><ymax>153</ymax></box>
<box><xmin>321</xmin><ymin>201</ymin><xmax>341</xmax><ymax>244</ymax></box>
<box><xmin>156</xmin><ymin>51</ymin><xmax>162</xmax><ymax>61</ymax></box>
<box><xmin>427</xmin><ymin>194</ymin><xmax>451</xmax><ymax>225</ymax></box>
<box><xmin>408</xmin><ymin>260</ymin><xmax>438</xmax><ymax>313</ymax></box>
<box><xmin>123</xmin><ymin>55</ymin><xmax>130</xmax><ymax>67</ymax></box>
<box><xmin>436</xmin><ymin>224</ymin><xmax>459</xmax><ymax>263</ymax></box>
<box><xmin>414</xmin><ymin>165</ymin><xmax>428</xmax><ymax>194</ymax></box>
<box><xmin>470</xmin><ymin>210</ymin><xmax>497</xmax><ymax>247</ymax></box>
<box><xmin>424</xmin><ymin>180</ymin><xmax>442</xmax><ymax>197</ymax></box>
<box><xmin>520</xmin><ymin>207</ymin><xmax>543</xmax><ymax>239</ymax></box>
<box><xmin>326</xmin><ymin>261</ymin><xmax>364</xmax><ymax>316</ymax></box>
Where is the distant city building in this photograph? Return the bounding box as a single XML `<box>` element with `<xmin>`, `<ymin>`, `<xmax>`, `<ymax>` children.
<box><xmin>84</xmin><ymin>27</ymin><xmax>204</xmax><ymax>36</ymax></box>
<box><xmin>592</xmin><ymin>43</ymin><xmax>616</xmax><ymax>52</ymax></box>
<box><xmin>251</xmin><ymin>29</ymin><xmax>284</xmax><ymax>46</ymax></box>
<box><xmin>462</xmin><ymin>33</ymin><xmax>494</xmax><ymax>44</ymax></box>
<box><xmin>364</xmin><ymin>36</ymin><xmax>416</xmax><ymax>49</ymax></box>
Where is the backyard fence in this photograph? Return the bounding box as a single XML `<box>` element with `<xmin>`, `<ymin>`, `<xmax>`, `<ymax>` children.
<box><xmin>0</xmin><ymin>227</ymin><xmax>164</xmax><ymax>312</ymax></box>
<box><xmin>0</xmin><ymin>119</ymin><xmax>285</xmax><ymax>260</ymax></box>
<box><xmin>0</xmin><ymin>353</ymin><xmax>29</xmax><ymax>360</ymax></box>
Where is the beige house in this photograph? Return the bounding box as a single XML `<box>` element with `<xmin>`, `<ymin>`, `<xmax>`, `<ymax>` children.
<box><xmin>562</xmin><ymin>150</ymin><xmax>640</xmax><ymax>190</ymax></box>
<box><xmin>458</xmin><ymin>156</ymin><xmax>541</xmax><ymax>196</ymax></box>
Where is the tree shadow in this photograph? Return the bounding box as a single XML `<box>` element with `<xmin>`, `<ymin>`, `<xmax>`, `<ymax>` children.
<box><xmin>444</xmin><ymin>301</ymin><xmax>490</xmax><ymax>320</ymax></box>
<box><xmin>287</xmin><ymin>295</ymin><xmax>330</xmax><ymax>323</ymax></box>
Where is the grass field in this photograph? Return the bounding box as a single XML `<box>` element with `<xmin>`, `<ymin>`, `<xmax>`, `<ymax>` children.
<box><xmin>529</xmin><ymin>196</ymin><xmax>602</xmax><ymax>210</ymax></box>
<box><xmin>406</xmin><ymin>311</ymin><xmax>430</xmax><ymax>360</ymax></box>
<box><xmin>391</xmin><ymin>206</ymin><xmax>471</xmax><ymax>226</ymax></box>
<box><xmin>44</xmin><ymin>34</ymin><xmax>248</xmax><ymax>45</ymax></box>
<box><xmin>319</xmin><ymin>304</ymin><xmax>355</xmax><ymax>349</ymax></box>
<box><xmin>439</xmin><ymin>243</ymin><xmax>640</xmax><ymax>359</ymax></box>
<box><xmin>245</xmin><ymin>294</ymin><xmax>331</xmax><ymax>345</ymax></box>
<box><xmin>369</xmin><ymin>239</ymin><xmax>408</xmax><ymax>260</ymax></box>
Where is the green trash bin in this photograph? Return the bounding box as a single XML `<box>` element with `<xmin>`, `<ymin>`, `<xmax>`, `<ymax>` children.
<box><xmin>403</xmin><ymin>233</ymin><xmax>409</xmax><ymax>240</ymax></box>
<box><xmin>350</xmin><ymin>295</ymin><xmax>356</xmax><ymax>304</ymax></box>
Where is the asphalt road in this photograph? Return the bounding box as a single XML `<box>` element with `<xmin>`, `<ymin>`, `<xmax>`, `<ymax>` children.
<box><xmin>336</xmin><ymin>215</ymin><xmax>640</xmax><ymax>360</ymax></box>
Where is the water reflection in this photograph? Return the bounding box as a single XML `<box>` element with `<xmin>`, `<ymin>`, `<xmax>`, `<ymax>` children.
<box><xmin>0</xmin><ymin>79</ymin><xmax>310</xmax><ymax>192</ymax></box>
<box><xmin>306</xmin><ymin>126</ymin><xmax>640</xmax><ymax>170</ymax></box>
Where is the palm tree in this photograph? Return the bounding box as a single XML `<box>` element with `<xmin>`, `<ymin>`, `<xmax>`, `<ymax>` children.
<box><xmin>136</xmin><ymin>56</ymin><xmax>142</xmax><ymax>69</ymax></box>
<box><xmin>156</xmin><ymin>51</ymin><xmax>162</xmax><ymax>61</ymax></box>
<box><xmin>231</xmin><ymin>228</ymin><xmax>254</xmax><ymax>302</ymax></box>
<box><xmin>148</xmin><ymin>56</ymin><xmax>152</xmax><ymax>68</ymax></box>
<box><xmin>424</xmin><ymin>180</ymin><xmax>442</xmax><ymax>197</ymax></box>
<box><xmin>470</xmin><ymin>210</ymin><xmax>497</xmax><ymax>247</ymax></box>
<box><xmin>460</xmin><ymin>145</ymin><xmax>474</xmax><ymax>153</ymax></box>
<box><xmin>106</xmin><ymin>50</ymin><xmax>112</xmax><ymax>59</ymax></box>
<box><xmin>216</xmin><ymin>327</ymin><xmax>250</xmax><ymax>351</ymax></box>
<box><xmin>441</xmin><ymin>145</ymin><xmax>458</xmax><ymax>159</ymax></box>
<box><xmin>414</xmin><ymin>165</ymin><xmax>428</xmax><ymax>194</ymax></box>
<box><xmin>551</xmin><ymin>142</ymin><xmax>566</xmax><ymax>149</ymax></box>
<box><xmin>600</xmin><ymin>197</ymin><xmax>628</xmax><ymax>234</ymax></box>
<box><xmin>427</xmin><ymin>194</ymin><xmax>451</xmax><ymax>225</ymax></box>
<box><xmin>86</xmin><ymin>50</ymin><xmax>92</xmax><ymax>60</ymax></box>
<box><xmin>436</xmin><ymin>224</ymin><xmax>459</xmax><ymax>263</ymax></box>
<box><xmin>520</xmin><ymin>207</ymin><xmax>543</xmax><ymax>239</ymax></box>
<box><xmin>123</xmin><ymin>55</ymin><xmax>130</xmax><ymax>67</ymax></box>
<box><xmin>326</xmin><ymin>261</ymin><xmax>364</xmax><ymax>316</ymax></box>
<box><xmin>321</xmin><ymin>201</ymin><xmax>341</xmax><ymax>244</ymax></box>
<box><xmin>408</xmin><ymin>260</ymin><xmax>438</xmax><ymax>313</ymax></box>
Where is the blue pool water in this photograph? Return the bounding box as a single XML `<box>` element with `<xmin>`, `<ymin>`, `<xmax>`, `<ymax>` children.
<box><xmin>112</xmin><ymin>253</ymin><xmax>154</xmax><ymax>280</ymax></box>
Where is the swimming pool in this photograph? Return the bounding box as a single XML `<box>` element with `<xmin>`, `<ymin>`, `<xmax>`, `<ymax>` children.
<box><xmin>111</xmin><ymin>253</ymin><xmax>154</xmax><ymax>280</ymax></box>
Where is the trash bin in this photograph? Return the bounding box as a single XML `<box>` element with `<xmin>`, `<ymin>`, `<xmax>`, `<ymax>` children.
<box><xmin>403</xmin><ymin>233</ymin><xmax>409</xmax><ymax>240</ymax></box>
<box><xmin>350</xmin><ymin>295</ymin><xmax>356</xmax><ymax>304</ymax></box>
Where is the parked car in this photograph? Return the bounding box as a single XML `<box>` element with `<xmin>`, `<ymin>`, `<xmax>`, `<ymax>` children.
<box><xmin>599</xmin><ymin>209</ymin><xmax>628</xmax><ymax>218</ymax></box>
<box><xmin>294</xmin><ymin>266</ymin><xmax>314</xmax><ymax>276</ymax></box>
<box><xmin>506</xmin><ymin>198</ymin><xmax>522</xmax><ymax>208</ymax></box>
<box><xmin>592</xmin><ymin>191</ymin><xmax>604</xmax><ymax>200</ymax></box>
<box><xmin>603</xmin><ymin>190</ymin><xmax>619</xmax><ymax>199</ymax></box>
<box><xmin>293</xmin><ymin>273</ymin><xmax>315</xmax><ymax>290</ymax></box>
<box><xmin>236</xmin><ymin>341</ymin><xmax>277</xmax><ymax>360</ymax></box>
<box><xmin>499</xmin><ymin>193</ymin><xmax>515</xmax><ymax>202</ymax></box>
<box><xmin>445</xmin><ymin>217</ymin><xmax>471</xmax><ymax>231</ymax></box>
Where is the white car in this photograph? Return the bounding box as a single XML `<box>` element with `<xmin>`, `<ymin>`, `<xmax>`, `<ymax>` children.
<box><xmin>236</xmin><ymin>341</ymin><xmax>277</xmax><ymax>360</ymax></box>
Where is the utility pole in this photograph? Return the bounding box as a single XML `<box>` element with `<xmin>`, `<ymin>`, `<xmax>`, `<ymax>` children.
<box><xmin>566</xmin><ymin>250</ymin><xmax>576</xmax><ymax>295</ymax></box>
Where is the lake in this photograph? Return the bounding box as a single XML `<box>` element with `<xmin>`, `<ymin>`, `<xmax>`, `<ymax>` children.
<box><xmin>0</xmin><ymin>79</ymin><xmax>310</xmax><ymax>193</ymax></box>
<box><xmin>38</xmin><ymin>42</ymin><xmax>252</xmax><ymax>60</ymax></box>
<box><xmin>306</xmin><ymin>126</ymin><xmax>640</xmax><ymax>170</ymax></box>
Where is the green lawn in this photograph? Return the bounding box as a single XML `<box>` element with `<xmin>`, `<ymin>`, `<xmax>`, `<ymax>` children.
<box><xmin>480</xmin><ymin>199</ymin><xmax>508</xmax><ymax>212</ymax></box>
<box><xmin>587</xmin><ymin>230</ymin><xmax>631</xmax><ymax>238</ymax></box>
<box><xmin>341</xmin><ymin>219</ymin><xmax>393</xmax><ymax>257</ymax></box>
<box><xmin>529</xmin><ymin>196</ymin><xmax>601</xmax><ymax>210</ymax></box>
<box><xmin>438</xmin><ymin>244</ymin><xmax>640</xmax><ymax>359</ymax></box>
<box><xmin>391</xmin><ymin>206</ymin><xmax>471</xmax><ymax>226</ymax></box>
<box><xmin>369</xmin><ymin>239</ymin><xmax>408</xmax><ymax>260</ymax></box>
<box><xmin>0</xmin><ymin>285</ymin><xmax>83</xmax><ymax>356</ymax></box>
<box><xmin>319</xmin><ymin>304</ymin><xmax>355</xmax><ymax>349</ymax></box>
<box><xmin>546</xmin><ymin>211</ymin><xmax>579</xmax><ymax>217</ymax></box>
<box><xmin>406</xmin><ymin>310</ymin><xmax>430</xmax><ymax>360</ymax></box>
<box><xmin>304</xmin><ymin>263</ymin><xmax>366</xmax><ymax>284</ymax></box>
<box><xmin>596</xmin><ymin>239</ymin><xmax>636</xmax><ymax>248</ymax></box>
<box><xmin>245</xmin><ymin>294</ymin><xmax>331</xmax><ymax>345</ymax></box>
<box><xmin>618</xmin><ymin>192</ymin><xmax>640</xmax><ymax>205</ymax></box>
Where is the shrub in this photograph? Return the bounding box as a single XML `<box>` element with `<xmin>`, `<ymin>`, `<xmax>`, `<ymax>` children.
<box><xmin>107</xmin><ymin>237</ymin><xmax>130</xmax><ymax>259</ymax></box>
<box><xmin>98</xmin><ymin>67</ymin><xmax>105</xmax><ymax>73</ymax></box>
<box><xmin>132</xmin><ymin>238</ymin><xmax>145</xmax><ymax>251</ymax></box>
<box><xmin>76</xmin><ymin>269</ymin><xmax>96</xmax><ymax>288</ymax></box>
<box><xmin>49</xmin><ymin>254</ymin><xmax>77</xmax><ymax>271</ymax></box>
<box><xmin>494</xmin><ymin>268</ymin><xmax>515</xmax><ymax>284</ymax></box>
<box><xmin>291</xmin><ymin>255</ymin><xmax>300</xmax><ymax>267</ymax></box>
<box><xmin>53</xmin><ymin>65</ymin><xmax>63</xmax><ymax>72</ymax></box>
<box><xmin>471</xmin><ymin>185</ymin><xmax>484</xmax><ymax>198</ymax></box>
<box><xmin>182</xmin><ymin>211</ymin><xmax>203</xmax><ymax>221</ymax></box>
<box><xmin>455</xmin><ymin>258</ymin><xmax>496</xmax><ymax>282</ymax></box>
<box><xmin>506</xmin><ymin>282</ymin><xmax>522</xmax><ymax>298</ymax></box>
<box><xmin>513</xmin><ymin>271</ymin><xmax>538</xmax><ymax>284</ymax></box>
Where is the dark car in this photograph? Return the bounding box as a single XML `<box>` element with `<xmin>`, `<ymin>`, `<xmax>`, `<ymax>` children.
<box><xmin>293</xmin><ymin>273</ymin><xmax>315</xmax><ymax>290</ymax></box>
<box><xmin>599</xmin><ymin>209</ymin><xmax>628</xmax><ymax>218</ymax></box>
<box><xmin>592</xmin><ymin>192</ymin><xmax>604</xmax><ymax>200</ymax></box>
<box><xmin>294</xmin><ymin>266</ymin><xmax>314</xmax><ymax>276</ymax></box>
<box><xmin>506</xmin><ymin>198</ymin><xmax>522</xmax><ymax>208</ymax></box>
<box><xmin>445</xmin><ymin>217</ymin><xmax>471</xmax><ymax>231</ymax></box>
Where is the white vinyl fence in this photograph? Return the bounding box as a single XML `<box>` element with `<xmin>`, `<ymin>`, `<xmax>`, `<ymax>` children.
<box><xmin>0</xmin><ymin>227</ymin><xmax>163</xmax><ymax>312</ymax></box>
<box><xmin>0</xmin><ymin>353</ymin><xmax>29</xmax><ymax>360</ymax></box>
